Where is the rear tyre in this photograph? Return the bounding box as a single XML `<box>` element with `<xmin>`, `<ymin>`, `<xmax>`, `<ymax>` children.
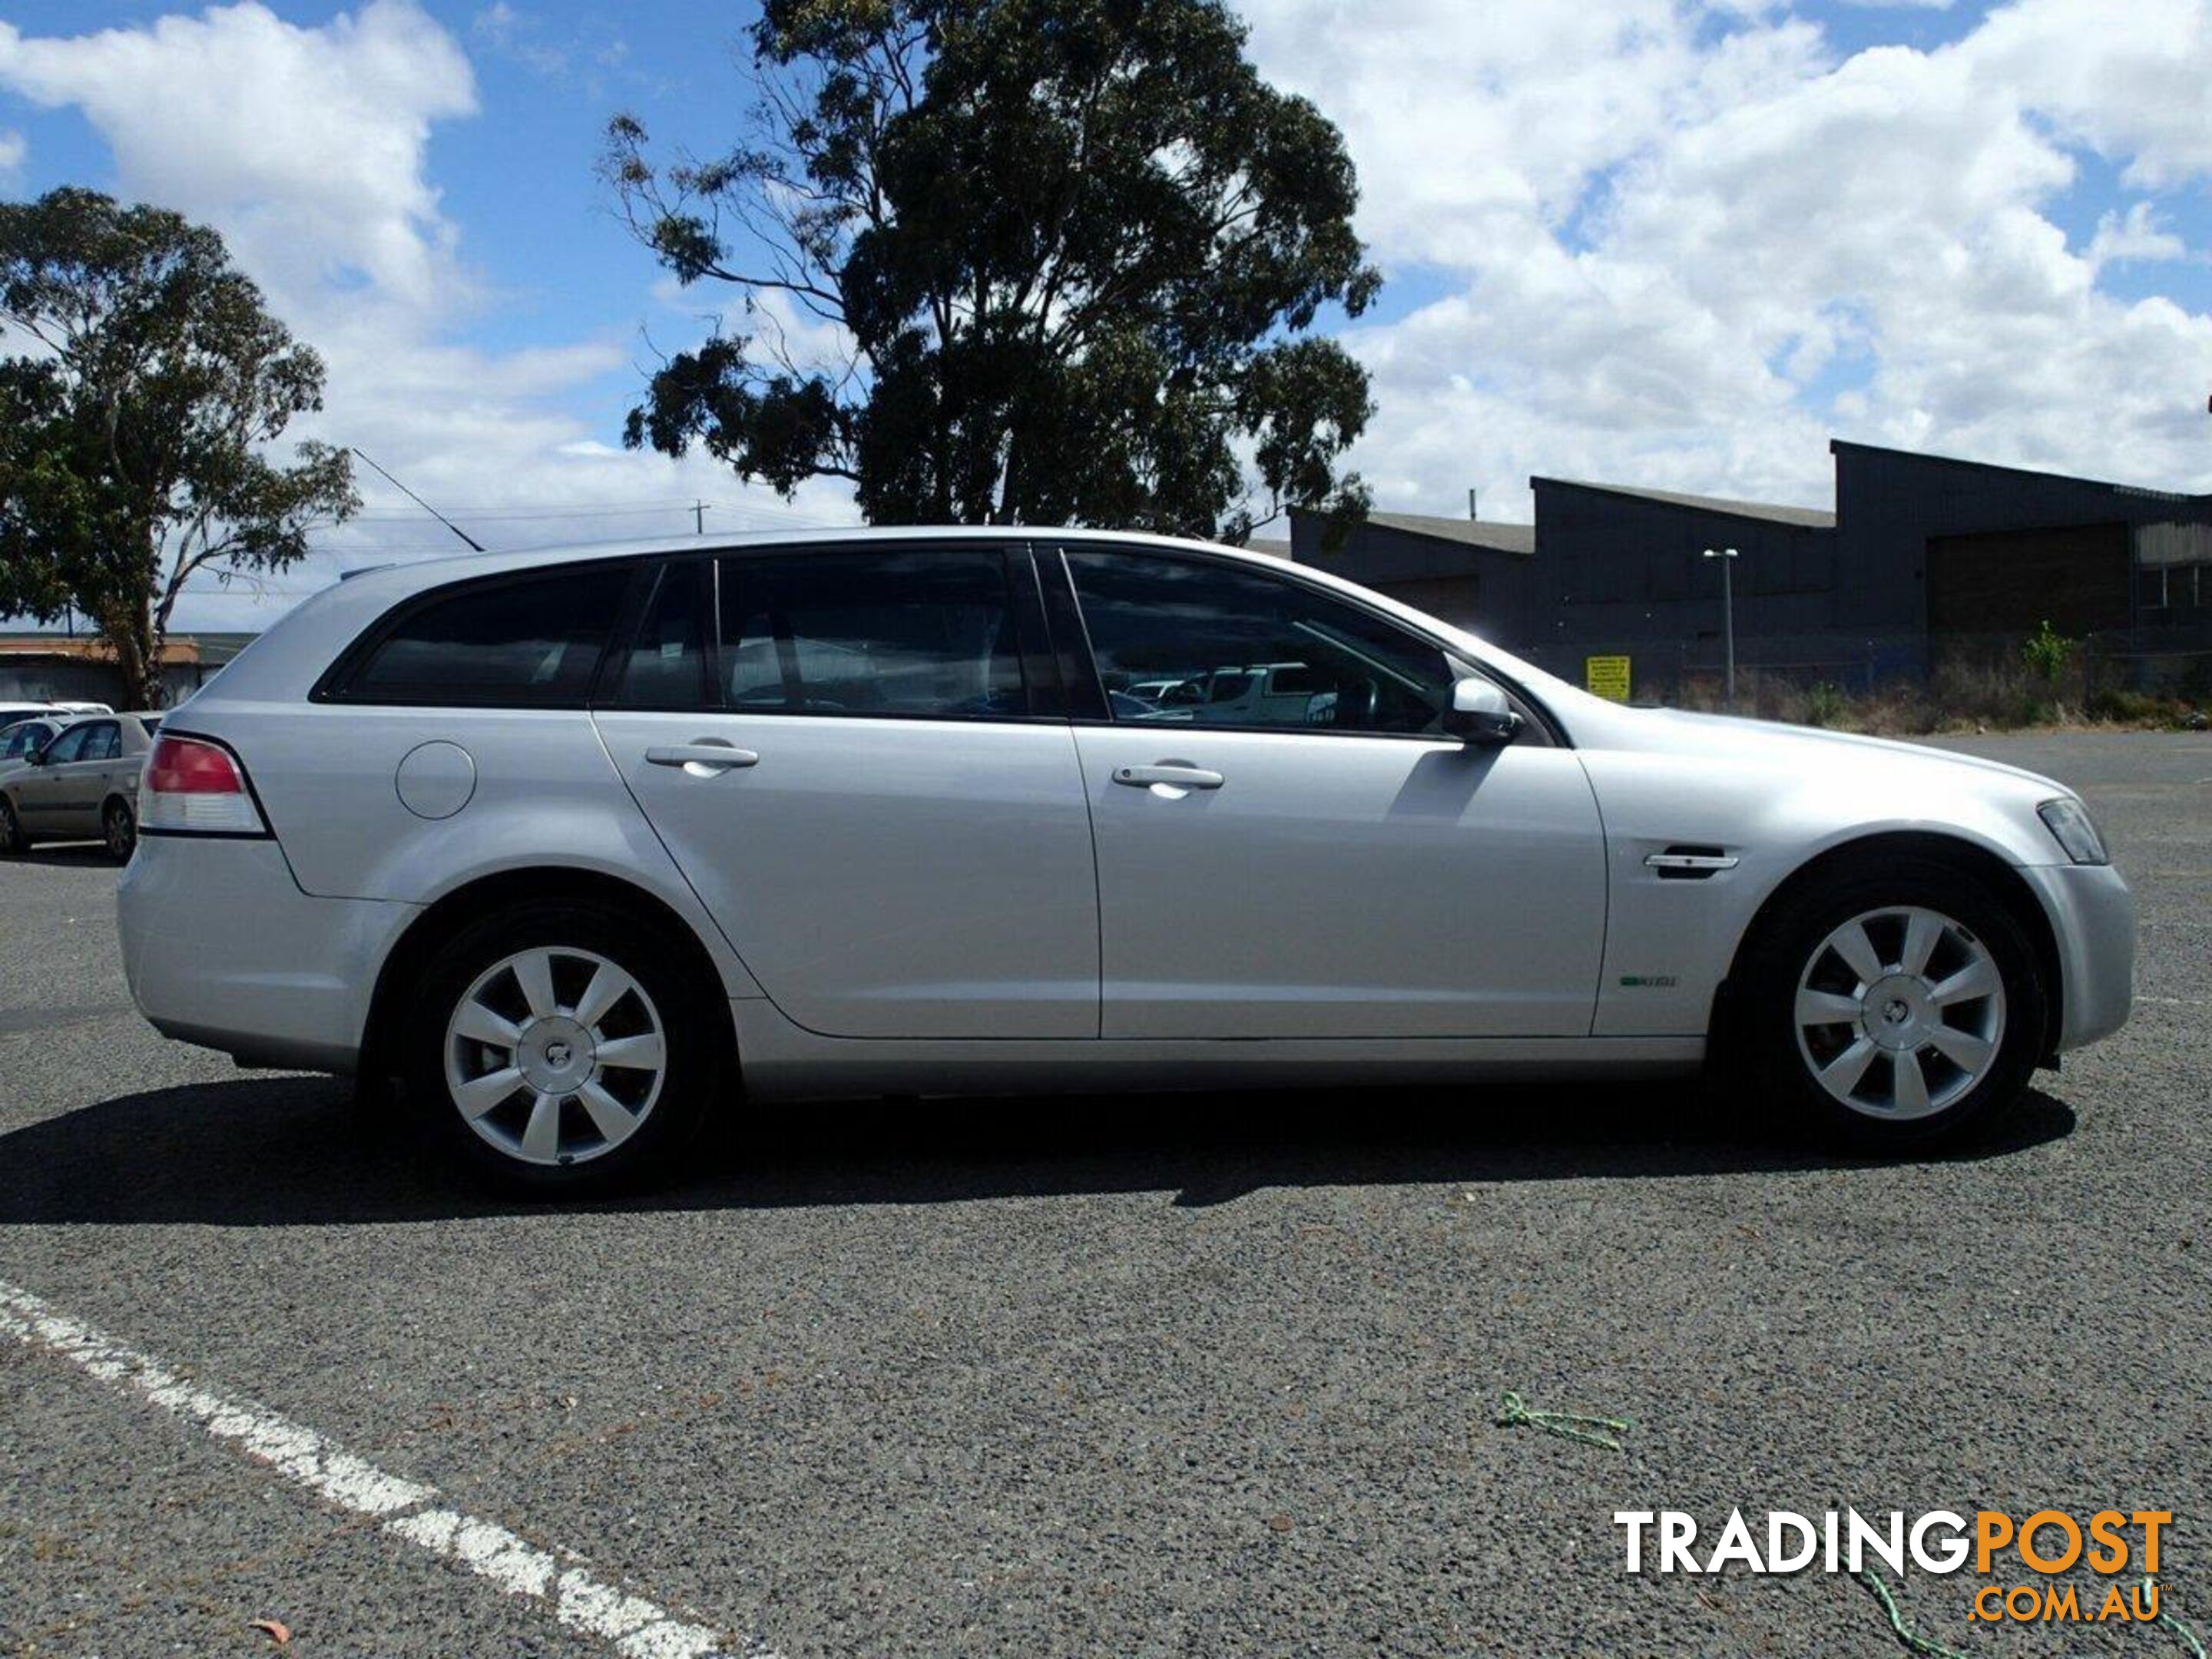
<box><xmin>1730</xmin><ymin>858</ymin><xmax>2045</xmax><ymax>1150</ymax></box>
<box><xmin>402</xmin><ymin>901</ymin><xmax>724</xmax><ymax>1195</ymax></box>
<box><xmin>103</xmin><ymin>799</ymin><xmax>137</xmax><ymax>863</ymax></box>
<box><xmin>0</xmin><ymin>800</ymin><xmax>23</xmax><ymax>855</ymax></box>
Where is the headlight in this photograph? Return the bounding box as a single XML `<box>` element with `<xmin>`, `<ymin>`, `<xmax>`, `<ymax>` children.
<box><xmin>2038</xmin><ymin>798</ymin><xmax>2109</xmax><ymax>865</ymax></box>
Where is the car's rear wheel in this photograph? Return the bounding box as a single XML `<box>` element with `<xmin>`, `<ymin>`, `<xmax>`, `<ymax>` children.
<box><xmin>402</xmin><ymin>901</ymin><xmax>724</xmax><ymax>1194</ymax></box>
<box><xmin>1732</xmin><ymin>858</ymin><xmax>2045</xmax><ymax>1147</ymax></box>
<box><xmin>103</xmin><ymin>799</ymin><xmax>137</xmax><ymax>863</ymax></box>
<box><xmin>0</xmin><ymin>800</ymin><xmax>24</xmax><ymax>855</ymax></box>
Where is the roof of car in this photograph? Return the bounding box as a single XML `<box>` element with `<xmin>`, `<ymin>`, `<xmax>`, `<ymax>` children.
<box><xmin>331</xmin><ymin>524</ymin><xmax>1286</xmax><ymax>594</ymax></box>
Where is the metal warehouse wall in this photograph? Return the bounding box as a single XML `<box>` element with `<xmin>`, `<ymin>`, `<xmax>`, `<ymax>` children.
<box><xmin>1528</xmin><ymin>482</ymin><xmax>1838</xmax><ymax>651</ymax></box>
<box><xmin>1290</xmin><ymin>516</ymin><xmax>1538</xmax><ymax>640</ymax></box>
<box><xmin>1833</xmin><ymin>442</ymin><xmax>2212</xmax><ymax>640</ymax></box>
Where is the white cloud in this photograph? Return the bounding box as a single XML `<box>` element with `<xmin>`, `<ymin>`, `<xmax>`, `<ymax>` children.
<box><xmin>1242</xmin><ymin>0</ymin><xmax>2212</xmax><ymax>518</ymax></box>
<box><xmin>2086</xmin><ymin>202</ymin><xmax>2188</xmax><ymax>268</ymax></box>
<box><xmin>0</xmin><ymin>127</ymin><xmax>23</xmax><ymax>180</ymax></box>
<box><xmin>0</xmin><ymin>2</ymin><xmax>845</xmax><ymax>632</ymax></box>
<box><xmin>0</xmin><ymin>2</ymin><xmax>475</xmax><ymax>313</ymax></box>
<box><xmin>471</xmin><ymin>2</ymin><xmax>568</xmax><ymax>79</ymax></box>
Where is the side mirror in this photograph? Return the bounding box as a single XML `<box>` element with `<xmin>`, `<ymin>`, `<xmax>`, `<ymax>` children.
<box><xmin>1442</xmin><ymin>677</ymin><xmax>1520</xmax><ymax>745</ymax></box>
<box><xmin>25</xmin><ymin>744</ymin><xmax>48</xmax><ymax>767</ymax></box>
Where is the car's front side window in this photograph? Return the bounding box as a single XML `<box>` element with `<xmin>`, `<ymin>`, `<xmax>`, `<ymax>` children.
<box><xmin>41</xmin><ymin>724</ymin><xmax>93</xmax><ymax>764</ymax></box>
<box><xmin>1063</xmin><ymin>551</ymin><xmax>1455</xmax><ymax>737</ymax></box>
<box><xmin>715</xmin><ymin>549</ymin><xmax>1028</xmax><ymax>720</ymax></box>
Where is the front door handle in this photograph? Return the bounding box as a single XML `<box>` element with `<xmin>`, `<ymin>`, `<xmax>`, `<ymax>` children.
<box><xmin>645</xmin><ymin>742</ymin><xmax>760</xmax><ymax>773</ymax></box>
<box><xmin>1112</xmin><ymin>763</ymin><xmax>1224</xmax><ymax>790</ymax></box>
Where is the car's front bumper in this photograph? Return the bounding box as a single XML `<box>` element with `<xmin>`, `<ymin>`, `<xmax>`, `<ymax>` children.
<box><xmin>118</xmin><ymin>833</ymin><xmax>416</xmax><ymax>1072</ymax></box>
<box><xmin>2018</xmin><ymin>861</ymin><xmax>2135</xmax><ymax>1055</ymax></box>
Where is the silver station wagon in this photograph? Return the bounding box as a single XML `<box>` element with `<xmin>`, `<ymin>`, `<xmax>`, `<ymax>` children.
<box><xmin>117</xmin><ymin>530</ymin><xmax>2133</xmax><ymax>1191</ymax></box>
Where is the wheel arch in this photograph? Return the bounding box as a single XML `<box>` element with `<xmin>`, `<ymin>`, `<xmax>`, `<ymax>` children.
<box><xmin>1714</xmin><ymin>830</ymin><xmax>2064</xmax><ymax>1064</ymax></box>
<box><xmin>359</xmin><ymin>865</ymin><xmax>738</xmax><ymax>1086</ymax></box>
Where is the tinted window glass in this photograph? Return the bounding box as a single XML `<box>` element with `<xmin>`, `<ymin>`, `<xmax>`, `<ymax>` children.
<box><xmin>345</xmin><ymin>566</ymin><xmax>631</xmax><ymax>706</ymax></box>
<box><xmin>2</xmin><ymin>721</ymin><xmax>52</xmax><ymax>760</ymax></box>
<box><xmin>42</xmin><ymin>724</ymin><xmax>94</xmax><ymax>763</ymax></box>
<box><xmin>602</xmin><ymin>561</ymin><xmax>711</xmax><ymax>707</ymax></box>
<box><xmin>1065</xmin><ymin>552</ymin><xmax>1453</xmax><ymax>736</ymax></box>
<box><xmin>79</xmin><ymin>722</ymin><xmax>121</xmax><ymax>761</ymax></box>
<box><xmin>717</xmin><ymin>550</ymin><xmax>1025</xmax><ymax>718</ymax></box>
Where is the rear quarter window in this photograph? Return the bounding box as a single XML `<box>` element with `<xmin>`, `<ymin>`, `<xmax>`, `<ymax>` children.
<box><xmin>322</xmin><ymin>565</ymin><xmax>634</xmax><ymax>707</ymax></box>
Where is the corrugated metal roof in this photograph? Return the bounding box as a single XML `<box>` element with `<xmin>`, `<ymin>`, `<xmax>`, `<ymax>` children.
<box><xmin>1539</xmin><ymin>478</ymin><xmax>1836</xmax><ymax>528</ymax></box>
<box><xmin>0</xmin><ymin>634</ymin><xmax>203</xmax><ymax>664</ymax></box>
<box><xmin>1357</xmin><ymin>512</ymin><xmax>1537</xmax><ymax>556</ymax></box>
<box><xmin>1831</xmin><ymin>438</ymin><xmax>2212</xmax><ymax>505</ymax></box>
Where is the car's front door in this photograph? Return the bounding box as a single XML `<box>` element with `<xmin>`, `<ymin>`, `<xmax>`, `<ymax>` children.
<box><xmin>14</xmin><ymin>720</ymin><xmax>101</xmax><ymax>831</ymax></box>
<box><xmin>593</xmin><ymin>548</ymin><xmax>1100</xmax><ymax>1039</ymax></box>
<box><xmin>1053</xmin><ymin>548</ymin><xmax>1608</xmax><ymax>1039</ymax></box>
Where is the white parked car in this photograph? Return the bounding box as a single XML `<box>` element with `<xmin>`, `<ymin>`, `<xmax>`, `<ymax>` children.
<box><xmin>117</xmin><ymin>530</ymin><xmax>2133</xmax><ymax>1192</ymax></box>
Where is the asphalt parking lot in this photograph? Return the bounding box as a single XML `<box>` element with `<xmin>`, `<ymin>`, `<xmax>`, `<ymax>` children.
<box><xmin>2</xmin><ymin>730</ymin><xmax>2207</xmax><ymax>1658</ymax></box>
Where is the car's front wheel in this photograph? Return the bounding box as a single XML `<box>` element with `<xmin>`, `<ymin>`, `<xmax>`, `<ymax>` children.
<box><xmin>0</xmin><ymin>799</ymin><xmax>24</xmax><ymax>856</ymax></box>
<box><xmin>402</xmin><ymin>901</ymin><xmax>724</xmax><ymax>1194</ymax></box>
<box><xmin>1733</xmin><ymin>858</ymin><xmax>2045</xmax><ymax>1147</ymax></box>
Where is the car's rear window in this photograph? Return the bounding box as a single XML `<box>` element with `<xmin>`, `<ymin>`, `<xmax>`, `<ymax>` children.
<box><xmin>328</xmin><ymin>565</ymin><xmax>632</xmax><ymax>707</ymax></box>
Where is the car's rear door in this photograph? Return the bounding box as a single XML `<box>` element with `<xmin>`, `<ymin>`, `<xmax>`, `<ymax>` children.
<box><xmin>1048</xmin><ymin>545</ymin><xmax>1608</xmax><ymax>1039</ymax></box>
<box><xmin>592</xmin><ymin>547</ymin><xmax>1100</xmax><ymax>1038</ymax></box>
<box><xmin>56</xmin><ymin>719</ymin><xmax>124</xmax><ymax>833</ymax></box>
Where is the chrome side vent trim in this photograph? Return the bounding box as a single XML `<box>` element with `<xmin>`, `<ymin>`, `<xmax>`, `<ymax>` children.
<box><xmin>1645</xmin><ymin>845</ymin><xmax>1739</xmax><ymax>879</ymax></box>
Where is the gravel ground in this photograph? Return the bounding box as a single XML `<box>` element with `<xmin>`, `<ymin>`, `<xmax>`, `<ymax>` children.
<box><xmin>0</xmin><ymin>730</ymin><xmax>2205</xmax><ymax>1657</ymax></box>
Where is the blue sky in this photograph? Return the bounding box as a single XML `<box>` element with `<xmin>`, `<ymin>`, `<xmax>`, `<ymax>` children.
<box><xmin>4</xmin><ymin>0</ymin><xmax>2211</xmax><ymax>629</ymax></box>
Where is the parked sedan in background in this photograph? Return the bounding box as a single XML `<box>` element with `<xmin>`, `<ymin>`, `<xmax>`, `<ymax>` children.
<box><xmin>0</xmin><ymin>712</ymin><xmax>161</xmax><ymax>861</ymax></box>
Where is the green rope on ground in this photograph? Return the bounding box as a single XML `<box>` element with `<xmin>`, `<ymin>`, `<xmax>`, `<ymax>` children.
<box><xmin>1494</xmin><ymin>1390</ymin><xmax>1630</xmax><ymax>1452</ymax></box>
<box><xmin>1852</xmin><ymin>1570</ymin><xmax>1972</xmax><ymax>1659</ymax></box>
<box><xmin>2151</xmin><ymin>1577</ymin><xmax>2209</xmax><ymax>1659</ymax></box>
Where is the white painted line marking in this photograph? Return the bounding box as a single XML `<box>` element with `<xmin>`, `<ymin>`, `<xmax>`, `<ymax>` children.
<box><xmin>0</xmin><ymin>1276</ymin><xmax>778</xmax><ymax>1659</ymax></box>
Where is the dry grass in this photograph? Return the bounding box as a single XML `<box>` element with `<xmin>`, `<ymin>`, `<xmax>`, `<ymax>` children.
<box><xmin>1665</xmin><ymin>657</ymin><xmax>2209</xmax><ymax>736</ymax></box>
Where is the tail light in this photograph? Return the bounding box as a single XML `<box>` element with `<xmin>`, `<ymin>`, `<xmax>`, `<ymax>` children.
<box><xmin>142</xmin><ymin>734</ymin><xmax>269</xmax><ymax>836</ymax></box>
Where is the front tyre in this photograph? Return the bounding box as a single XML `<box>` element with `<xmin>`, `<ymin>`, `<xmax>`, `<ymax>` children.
<box><xmin>1734</xmin><ymin>859</ymin><xmax>2045</xmax><ymax>1149</ymax></box>
<box><xmin>0</xmin><ymin>799</ymin><xmax>24</xmax><ymax>855</ymax></box>
<box><xmin>403</xmin><ymin>902</ymin><xmax>724</xmax><ymax>1194</ymax></box>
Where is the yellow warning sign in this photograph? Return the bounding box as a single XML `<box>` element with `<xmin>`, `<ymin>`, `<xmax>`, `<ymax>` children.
<box><xmin>1584</xmin><ymin>655</ymin><xmax>1631</xmax><ymax>702</ymax></box>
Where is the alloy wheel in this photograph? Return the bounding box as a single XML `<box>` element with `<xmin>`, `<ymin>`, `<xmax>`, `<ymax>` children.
<box><xmin>1793</xmin><ymin>905</ymin><xmax>2006</xmax><ymax>1121</ymax></box>
<box><xmin>442</xmin><ymin>945</ymin><xmax>668</xmax><ymax>1166</ymax></box>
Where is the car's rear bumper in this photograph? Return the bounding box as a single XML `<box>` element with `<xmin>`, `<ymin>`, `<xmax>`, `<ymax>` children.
<box><xmin>2018</xmin><ymin>861</ymin><xmax>2134</xmax><ymax>1055</ymax></box>
<box><xmin>118</xmin><ymin>833</ymin><xmax>416</xmax><ymax>1072</ymax></box>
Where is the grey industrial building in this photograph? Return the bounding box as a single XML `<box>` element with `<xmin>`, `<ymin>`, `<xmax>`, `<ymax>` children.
<box><xmin>1290</xmin><ymin>440</ymin><xmax>2212</xmax><ymax>695</ymax></box>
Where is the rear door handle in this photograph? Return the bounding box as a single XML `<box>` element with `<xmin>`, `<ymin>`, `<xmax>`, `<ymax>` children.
<box><xmin>1112</xmin><ymin>763</ymin><xmax>1224</xmax><ymax>790</ymax></box>
<box><xmin>645</xmin><ymin>742</ymin><xmax>760</xmax><ymax>773</ymax></box>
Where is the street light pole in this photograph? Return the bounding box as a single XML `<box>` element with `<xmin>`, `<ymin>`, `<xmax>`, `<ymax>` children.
<box><xmin>1703</xmin><ymin>547</ymin><xmax>1739</xmax><ymax>706</ymax></box>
